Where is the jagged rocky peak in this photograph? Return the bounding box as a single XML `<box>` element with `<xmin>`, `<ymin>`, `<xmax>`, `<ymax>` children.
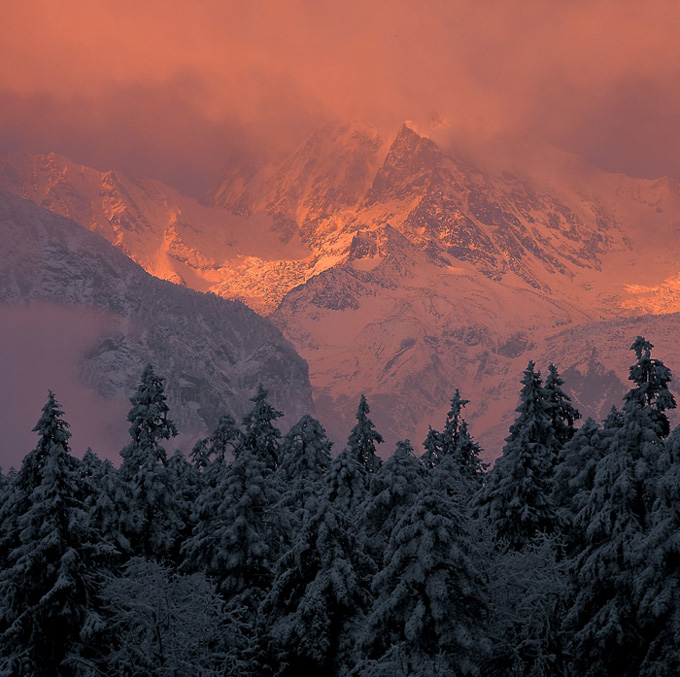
<box><xmin>209</xmin><ymin>122</ymin><xmax>388</xmax><ymax>243</ymax></box>
<box><xmin>365</xmin><ymin>123</ymin><xmax>445</xmax><ymax>203</ymax></box>
<box><xmin>348</xmin><ymin>230</ymin><xmax>380</xmax><ymax>260</ymax></box>
<box><xmin>362</xmin><ymin>123</ymin><xmax>624</xmax><ymax>289</ymax></box>
<box><xmin>0</xmin><ymin>151</ymin><xmax>95</xmax><ymax>221</ymax></box>
<box><xmin>0</xmin><ymin>151</ymin><xmax>152</xmax><ymax>240</ymax></box>
<box><xmin>346</xmin><ymin>224</ymin><xmax>415</xmax><ymax>264</ymax></box>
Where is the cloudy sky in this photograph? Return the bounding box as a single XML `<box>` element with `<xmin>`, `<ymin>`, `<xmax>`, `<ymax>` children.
<box><xmin>2</xmin><ymin>0</ymin><xmax>679</xmax><ymax>195</ymax></box>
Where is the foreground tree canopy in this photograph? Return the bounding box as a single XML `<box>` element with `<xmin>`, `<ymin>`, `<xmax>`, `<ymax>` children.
<box><xmin>1</xmin><ymin>337</ymin><xmax>679</xmax><ymax>675</ymax></box>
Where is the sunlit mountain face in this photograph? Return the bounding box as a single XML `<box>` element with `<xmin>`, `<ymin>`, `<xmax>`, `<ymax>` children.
<box><xmin>3</xmin><ymin>121</ymin><xmax>680</xmax><ymax>458</ymax></box>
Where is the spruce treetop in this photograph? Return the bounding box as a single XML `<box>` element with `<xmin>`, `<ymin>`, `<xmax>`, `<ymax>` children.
<box><xmin>476</xmin><ymin>361</ymin><xmax>556</xmax><ymax>549</ymax></box>
<box><xmin>504</xmin><ymin>361</ymin><xmax>554</xmax><ymax>454</ymax></box>
<box><xmin>124</xmin><ymin>364</ymin><xmax>177</xmax><ymax>464</ymax></box>
<box><xmin>625</xmin><ymin>336</ymin><xmax>676</xmax><ymax>437</ymax></box>
<box><xmin>33</xmin><ymin>390</ymin><xmax>71</xmax><ymax>449</ymax></box>
<box><xmin>20</xmin><ymin>391</ymin><xmax>72</xmax><ymax>492</ymax></box>
<box><xmin>441</xmin><ymin>389</ymin><xmax>486</xmax><ymax>481</ymax></box>
<box><xmin>544</xmin><ymin>363</ymin><xmax>580</xmax><ymax>447</ymax></box>
<box><xmin>347</xmin><ymin>394</ymin><xmax>383</xmax><ymax>473</ymax></box>
<box><xmin>420</xmin><ymin>426</ymin><xmax>442</xmax><ymax>469</ymax></box>
<box><xmin>442</xmin><ymin>390</ymin><xmax>470</xmax><ymax>446</ymax></box>
<box><xmin>242</xmin><ymin>384</ymin><xmax>283</xmax><ymax>470</ymax></box>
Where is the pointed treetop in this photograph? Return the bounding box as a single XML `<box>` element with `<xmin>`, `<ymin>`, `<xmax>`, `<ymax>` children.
<box><xmin>506</xmin><ymin>361</ymin><xmax>551</xmax><ymax>442</ymax></box>
<box><xmin>127</xmin><ymin>364</ymin><xmax>177</xmax><ymax>439</ymax></box>
<box><xmin>121</xmin><ymin>364</ymin><xmax>177</xmax><ymax>471</ymax></box>
<box><xmin>20</xmin><ymin>391</ymin><xmax>73</xmax><ymax>491</ymax></box>
<box><xmin>631</xmin><ymin>335</ymin><xmax>654</xmax><ymax>361</ymax></box>
<box><xmin>420</xmin><ymin>426</ymin><xmax>442</xmax><ymax>469</ymax></box>
<box><xmin>439</xmin><ymin>389</ymin><xmax>485</xmax><ymax>480</ymax></box>
<box><xmin>242</xmin><ymin>384</ymin><xmax>283</xmax><ymax>470</ymax></box>
<box><xmin>440</xmin><ymin>389</ymin><xmax>469</xmax><ymax>455</ymax></box>
<box><xmin>476</xmin><ymin>361</ymin><xmax>556</xmax><ymax>549</ymax></box>
<box><xmin>32</xmin><ymin>390</ymin><xmax>71</xmax><ymax>449</ymax></box>
<box><xmin>444</xmin><ymin>390</ymin><xmax>469</xmax><ymax>432</ymax></box>
<box><xmin>544</xmin><ymin>363</ymin><xmax>580</xmax><ymax>447</ymax></box>
<box><xmin>625</xmin><ymin>336</ymin><xmax>676</xmax><ymax>436</ymax></box>
<box><xmin>347</xmin><ymin>394</ymin><xmax>383</xmax><ymax>473</ymax></box>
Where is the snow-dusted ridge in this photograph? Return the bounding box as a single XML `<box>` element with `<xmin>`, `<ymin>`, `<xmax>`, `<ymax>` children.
<box><xmin>0</xmin><ymin>189</ymin><xmax>314</xmax><ymax>460</ymax></box>
<box><xmin>4</xmin><ymin>122</ymin><xmax>680</xmax><ymax>457</ymax></box>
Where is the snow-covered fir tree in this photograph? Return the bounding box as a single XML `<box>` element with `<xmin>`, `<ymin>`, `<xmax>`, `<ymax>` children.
<box><xmin>475</xmin><ymin>361</ymin><xmax>556</xmax><ymax>550</ymax></box>
<box><xmin>118</xmin><ymin>364</ymin><xmax>184</xmax><ymax>561</ymax></box>
<box><xmin>347</xmin><ymin>394</ymin><xmax>384</xmax><ymax>474</ymax></box>
<box><xmin>325</xmin><ymin>446</ymin><xmax>371</xmax><ymax>518</ymax></box>
<box><xmin>167</xmin><ymin>449</ymin><xmax>200</xmax><ymax>550</ymax></box>
<box><xmin>552</xmin><ymin>417</ymin><xmax>608</xmax><ymax>551</ymax></box>
<box><xmin>277</xmin><ymin>414</ymin><xmax>332</xmax><ymax>518</ymax></box>
<box><xmin>241</xmin><ymin>384</ymin><xmax>283</xmax><ymax>471</ymax></box>
<box><xmin>78</xmin><ymin>450</ymin><xmax>125</xmax><ymax>568</ymax></box>
<box><xmin>625</xmin><ymin>335</ymin><xmax>676</xmax><ymax>437</ymax></box>
<box><xmin>187</xmin><ymin>413</ymin><xmax>244</xmax><ymax>563</ymax></box>
<box><xmin>565</xmin><ymin>337</ymin><xmax>676</xmax><ymax>676</ymax></box>
<box><xmin>182</xmin><ymin>447</ymin><xmax>282</xmax><ymax>612</ymax></box>
<box><xmin>440</xmin><ymin>390</ymin><xmax>486</xmax><ymax>485</ymax></box>
<box><xmin>359</xmin><ymin>480</ymin><xmax>489</xmax><ymax>675</ymax></box>
<box><xmin>637</xmin><ymin>424</ymin><xmax>680</xmax><ymax>675</ymax></box>
<box><xmin>362</xmin><ymin>440</ymin><xmax>426</xmax><ymax>563</ymax></box>
<box><xmin>209</xmin><ymin>412</ymin><xmax>243</xmax><ymax>466</ymax></box>
<box><xmin>263</xmin><ymin>497</ymin><xmax>375</xmax><ymax>675</ymax></box>
<box><xmin>544</xmin><ymin>363</ymin><xmax>580</xmax><ymax>451</ymax></box>
<box><xmin>420</xmin><ymin>425</ymin><xmax>443</xmax><ymax>469</ymax></box>
<box><xmin>0</xmin><ymin>393</ymin><xmax>96</xmax><ymax>674</ymax></box>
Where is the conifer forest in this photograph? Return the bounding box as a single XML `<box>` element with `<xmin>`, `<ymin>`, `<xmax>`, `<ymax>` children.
<box><xmin>2</xmin><ymin>335</ymin><xmax>680</xmax><ymax>676</ymax></box>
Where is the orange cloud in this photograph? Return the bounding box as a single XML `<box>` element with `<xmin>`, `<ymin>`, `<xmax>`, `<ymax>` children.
<box><xmin>2</xmin><ymin>0</ymin><xmax>680</xmax><ymax>191</ymax></box>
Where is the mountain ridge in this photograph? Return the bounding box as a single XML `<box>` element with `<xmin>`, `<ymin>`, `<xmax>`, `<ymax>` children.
<box><xmin>4</xmin><ymin>124</ymin><xmax>680</xmax><ymax>456</ymax></box>
<box><xmin>0</xmin><ymin>189</ymin><xmax>314</xmax><ymax>463</ymax></box>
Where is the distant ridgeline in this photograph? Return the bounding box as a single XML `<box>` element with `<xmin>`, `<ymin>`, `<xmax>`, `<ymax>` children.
<box><xmin>1</xmin><ymin>336</ymin><xmax>679</xmax><ymax>675</ymax></box>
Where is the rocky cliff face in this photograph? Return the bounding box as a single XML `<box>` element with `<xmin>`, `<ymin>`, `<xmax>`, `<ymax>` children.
<box><xmin>0</xmin><ymin>190</ymin><xmax>314</xmax><ymax>458</ymax></box>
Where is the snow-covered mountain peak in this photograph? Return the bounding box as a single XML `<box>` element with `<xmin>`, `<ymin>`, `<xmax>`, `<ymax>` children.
<box><xmin>6</xmin><ymin>128</ymin><xmax>680</xmax><ymax>456</ymax></box>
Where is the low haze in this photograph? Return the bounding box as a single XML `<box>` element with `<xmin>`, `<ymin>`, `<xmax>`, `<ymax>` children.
<box><xmin>0</xmin><ymin>304</ymin><xmax>130</xmax><ymax>469</ymax></box>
